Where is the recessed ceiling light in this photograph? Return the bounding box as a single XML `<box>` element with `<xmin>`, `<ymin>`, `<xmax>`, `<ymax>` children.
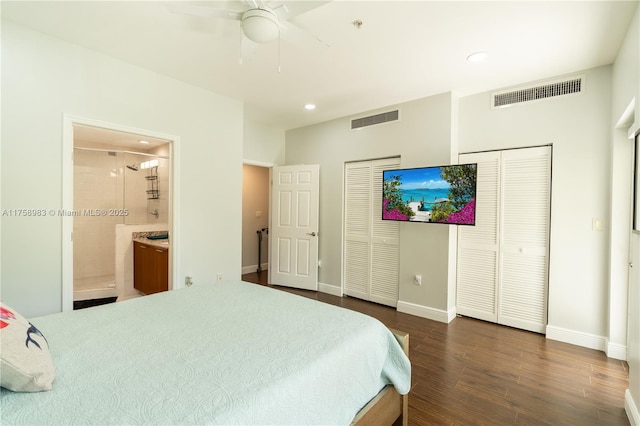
<box><xmin>304</xmin><ymin>104</ymin><xmax>316</xmax><ymax>110</ymax></box>
<box><xmin>466</xmin><ymin>51</ymin><xmax>488</xmax><ymax>63</ymax></box>
<box><xmin>139</xmin><ymin>140</ymin><xmax>150</xmax><ymax>144</ymax></box>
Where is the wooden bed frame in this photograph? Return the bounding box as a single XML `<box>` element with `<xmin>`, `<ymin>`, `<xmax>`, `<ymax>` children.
<box><xmin>351</xmin><ymin>329</ymin><xmax>409</xmax><ymax>426</ymax></box>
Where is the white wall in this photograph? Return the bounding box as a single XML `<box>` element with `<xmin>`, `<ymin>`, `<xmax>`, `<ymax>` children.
<box><xmin>243</xmin><ymin>118</ymin><xmax>285</xmax><ymax>165</ymax></box>
<box><xmin>285</xmin><ymin>93</ymin><xmax>455</xmax><ymax>315</ymax></box>
<box><xmin>1</xmin><ymin>21</ymin><xmax>244</xmax><ymax>317</ymax></box>
<box><xmin>459</xmin><ymin>66</ymin><xmax>614</xmax><ymax>347</ymax></box>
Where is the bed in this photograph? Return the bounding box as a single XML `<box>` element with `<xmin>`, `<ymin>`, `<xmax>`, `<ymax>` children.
<box><xmin>1</xmin><ymin>280</ymin><xmax>410</xmax><ymax>425</ymax></box>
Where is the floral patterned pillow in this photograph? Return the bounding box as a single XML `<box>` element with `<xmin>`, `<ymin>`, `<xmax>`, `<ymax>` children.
<box><xmin>1</xmin><ymin>302</ymin><xmax>55</xmax><ymax>392</ymax></box>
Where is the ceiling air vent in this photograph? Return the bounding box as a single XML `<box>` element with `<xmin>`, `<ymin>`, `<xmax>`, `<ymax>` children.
<box><xmin>493</xmin><ymin>76</ymin><xmax>583</xmax><ymax>108</ymax></box>
<box><xmin>351</xmin><ymin>110</ymin><xmax>399</xmax><ymax>130</ymax></box>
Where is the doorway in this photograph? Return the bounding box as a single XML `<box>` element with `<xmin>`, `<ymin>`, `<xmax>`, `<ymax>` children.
<box><xmin>72</xmin><ymin>145</ymin><xmax>169</xmax><ymax>306</ymax></box>
<box><xmin>241</xmin><ymin>163</ymin><xmax>271</xmax><ymax>283</ymax></box>
<box><xmin>62</xmin><ymin>115</ymin><xmax>180</xmax><ymax>312</ymax></box>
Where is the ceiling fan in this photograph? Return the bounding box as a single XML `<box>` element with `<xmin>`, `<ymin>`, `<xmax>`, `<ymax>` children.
<box><xmin>166</xmin><ymin>0</ymin><xmax>328</xmax><ymax>46</ymax></box>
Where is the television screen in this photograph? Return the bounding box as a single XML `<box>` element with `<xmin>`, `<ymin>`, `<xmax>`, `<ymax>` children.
<box><xmin>382</xmin><ymin>163</ymin><xmax>477</xmax><ymax>225</ymax></box>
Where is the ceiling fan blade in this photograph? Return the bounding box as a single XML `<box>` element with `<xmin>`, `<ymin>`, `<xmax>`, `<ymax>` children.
<box><xmin>164</xmin><ymin>2</ymin><xmax>242</xmax><ymax>21</ymax></box>
<box><xmin>267</xmin><ymin>1</ymin><xmax>331</xmax><ymax>20</ymax></box>
<box><xmin>279</xmin><ymin>20</ymin><xmax>329</xmax><ymax>49</ymax></box>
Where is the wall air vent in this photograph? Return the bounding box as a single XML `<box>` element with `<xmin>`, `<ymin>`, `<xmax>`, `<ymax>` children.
<box><xmin>351</xmin><ymin>110</ymin><xmax>399</xmax><ymax>130</ymax></box>
<box><xmin>492</xmin><ymin>76</ymin><xmax>583</xmax><ymax>108</ymax></box>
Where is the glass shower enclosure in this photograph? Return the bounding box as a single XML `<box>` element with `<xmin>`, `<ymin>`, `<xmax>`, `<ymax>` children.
<box><xmin>72</xmin><ymin>148</ymin><xmax>168</xmax><ymax>304</ymax></box>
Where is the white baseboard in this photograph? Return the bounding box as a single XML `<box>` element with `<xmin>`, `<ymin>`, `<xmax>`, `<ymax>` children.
<box><xmin>397</xmin><ymin>300</ymin><xmax>455</xmax><ymax>323</ymax></box>
<box><xmin>241</xmin><ymin>263</ymin><xmax>268</xmax><ymax>275</ymax></box>
<box><xmin>626</xmin><ymin>389</ymin><xmax>640</xmax><ymax>426</ymax></box>
<box><xmin>318</xmin><ymin>282</ymin><xmax>342</xmax><ymax>297</ymax></box>
<box><xmin>606</xmin><ymin>340</ymin><xmax>628</xmax><ymax>361</ymax></box>
<box><xmin>546</xmin><ymin>325</ymin><xmax>607</xmax><ymax>352</ymax></box>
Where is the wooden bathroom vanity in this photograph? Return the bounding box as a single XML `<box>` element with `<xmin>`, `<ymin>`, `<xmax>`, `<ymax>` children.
<box><xmin>133</xmin><ymin>240</ymin><xmax>168</xmax><ymax>295</ymax></box>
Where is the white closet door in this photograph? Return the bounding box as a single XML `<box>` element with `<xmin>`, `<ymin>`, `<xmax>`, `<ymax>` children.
<box><xmin>498</xmin><ymin>146</ymin><xmax>551</xmax><ymax>333</ymax></box>
<box><xmin>457</xmin><ymin>151</ymin><xmax>501</xmax><ymax>322</ymax></box>
<box><xmin>457</xmin><ymin>146</ymin><xmax>551</xmax><ymax>334</ymax></box>
<box><xmin>344</xmin><ymin>162</ymin><xmax>371</xmax><ymax>300</ymax></box>
<box><xmin>370</xmin><ymin>159</ymin><xmax>400</xmax><ymax>306</ymax></box>
<box><xmin>344</xmin><ymin>158</ymin><xmax>400</xmax><ymax>307</ymax></box>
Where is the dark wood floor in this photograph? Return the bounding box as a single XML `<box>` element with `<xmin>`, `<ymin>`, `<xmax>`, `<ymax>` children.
<box><xmin>242</xmin><ymin>271</ymin><xmax>630</xmax><ymax>425</ymax></box>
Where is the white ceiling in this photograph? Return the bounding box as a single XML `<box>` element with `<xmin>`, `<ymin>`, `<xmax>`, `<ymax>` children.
<box><xmin>2</xmin><ymin>1</ymin><xmax>637</xmax><ymax>131</ymax></box>
<box><xmin>73</xmin><ymin>124</ymin><xmax>171</xmax><ymax>151</ymax></box>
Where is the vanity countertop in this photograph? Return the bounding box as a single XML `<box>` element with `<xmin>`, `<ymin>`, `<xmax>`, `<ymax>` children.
<box><xmin>133</xmin><ymin>237</ymin><xmax>169</xmax><ymax>250</ymax></box>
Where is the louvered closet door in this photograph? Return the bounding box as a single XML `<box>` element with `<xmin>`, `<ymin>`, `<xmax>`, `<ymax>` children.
<box><xmin>457</xmin><ymin>151</ymin><xmax>501</xmax><ymax>322</ymax></box>
<box><xmin>344</xmin><ymin>162</ymin><xmax>371</xmax><ymax>301</ymax></box>
<box><xmin>498</xmin><ymin>146</ymin><xmax>551</xmax><ymax>333</ymax></box>
<box><xmin>457</xmin><ymin>146</ymin><xmax>551</xmax><ymax>334</ymax></box>
<box><xmin>370</xmin><ymin>159</ymin><xmax>401</xmax><ymax>306</ymax></box>
<box><xmin>344</xmin><ymin>158</ymin><xmax>400</xmax><ymax>307</ymax></box>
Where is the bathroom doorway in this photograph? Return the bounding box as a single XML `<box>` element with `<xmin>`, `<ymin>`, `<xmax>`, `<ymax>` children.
<box><xmin>61</xmin><ymin>115</ymin><xmax>179</xmax><ymax>311</ymax></box>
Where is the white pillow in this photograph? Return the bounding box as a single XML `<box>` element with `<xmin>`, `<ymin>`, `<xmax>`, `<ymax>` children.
<box><xmin>1</xmin><ymin>302</ymin><xmax>55</xmax><ymax>392</ymax></box>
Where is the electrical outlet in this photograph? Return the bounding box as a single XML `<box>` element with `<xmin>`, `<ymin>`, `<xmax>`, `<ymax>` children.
<box><xmin>216</xmin><ymin>273</ymin><xmax>224</xmax><ymax>282</ymax></box>
<box><xmin>185</xmin><ymin>276</ymin><xmax>193</xmax><ymax>287</ymax></box>
<box><xmin>414</xmin><ymin>274</ymin><xmax>422</xmax><ymax>285</ymax></box>
<box><xmin>592</xmin><ymin>218</ymin><xmax>604</xmax><ymax>231</ymax></box>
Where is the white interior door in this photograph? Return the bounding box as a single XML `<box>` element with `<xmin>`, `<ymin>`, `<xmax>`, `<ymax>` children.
<box><xmin>270</xmin><ymin>164</ymin><xmax>319</xmax><ymax>291</ymax></box>
<box><xmin>628</xmin><ymin>231</ymin><xmax>639</xmax><ymax>363</ymax></box>
<box><xmin>628</xmin><ymin>135</ymin><xmax>640</xmax><ymax>370</ymax></box>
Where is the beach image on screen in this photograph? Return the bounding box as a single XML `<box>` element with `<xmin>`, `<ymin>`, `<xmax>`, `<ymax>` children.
<box><xmin>382</xmin><ymin>164</ymin><xmax>477</xmax><ymax>225</ymax></box>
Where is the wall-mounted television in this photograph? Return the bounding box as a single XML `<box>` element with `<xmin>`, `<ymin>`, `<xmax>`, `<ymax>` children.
<box><xmin>382</xmin><ymin>163</ymin><xmax>477</xmax><ymax>225</ymax></box>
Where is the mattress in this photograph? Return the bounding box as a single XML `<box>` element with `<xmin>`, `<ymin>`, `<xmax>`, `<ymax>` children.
<box><xmin>0</xmin><ymin>281</ymin><xmax>411</xmax><ymax>425</ymax></box>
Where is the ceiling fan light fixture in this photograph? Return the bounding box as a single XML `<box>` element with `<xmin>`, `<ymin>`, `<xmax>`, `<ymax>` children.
<box><xmin>242</xmin><ymin>9</ymin><xmax>280</xmax><ymax>43</ymax></box>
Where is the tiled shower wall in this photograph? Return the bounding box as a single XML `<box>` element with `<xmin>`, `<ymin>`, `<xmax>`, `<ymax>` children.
<box><xmin>73</xmin><ymin>149</ymin><xmax>120</xmax><ymax>282</ymax></box>
<box><xmin>146</xmin><ymin>157</ymin><xmax>170</xmax><ymax>224</ymax></box>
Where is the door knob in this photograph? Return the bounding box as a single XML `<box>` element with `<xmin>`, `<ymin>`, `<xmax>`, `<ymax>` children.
<box><xmin>307</xmin><ymin>232</ymin><xmax>317</xmax><ymax>237</ymax></box>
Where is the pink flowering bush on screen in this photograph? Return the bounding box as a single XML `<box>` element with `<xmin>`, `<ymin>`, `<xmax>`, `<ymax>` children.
<box><xmin>383</xmin><ymin>199</ymin><xmax>409</xmax><ymax>221</ymax></box>
<box><xmin>444</xmin><ymin>198</ymin><xmax>475</xmax><ymax>225</ymax></box>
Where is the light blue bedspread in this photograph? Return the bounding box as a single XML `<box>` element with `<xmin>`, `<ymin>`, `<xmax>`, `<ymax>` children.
<box><xmin>1</xmin><ymin>281</ymin><xmax>410</xmax><ymax>425</ymax></box>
